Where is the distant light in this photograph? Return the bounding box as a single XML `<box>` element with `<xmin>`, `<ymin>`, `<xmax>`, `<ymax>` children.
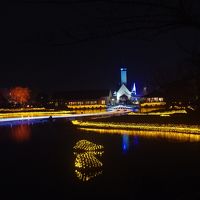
<box><xmin>122</xmin><ymin>134</ymin><xmax>129</xmax><ymax>153</ymax></box>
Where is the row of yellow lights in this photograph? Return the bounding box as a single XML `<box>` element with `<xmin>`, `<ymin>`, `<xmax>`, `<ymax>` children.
<box><xmin>79</xmin><ymin>128</ymin><xmax>200</xmax><ymax>142</ymax></box>
<box><xmin>73</xmin><ymin>139</ymin><xmax>104</xmax><ymax>151</ymax></box>
<box><xmin>75</xmin><ymin>169</ymin><xmax>103</xmax><ymax>182</ymax></box>
<box><xmin>72</xmin><ymin>120</ymin><xmax>200</xmax><ymax>135</ymax></box>
<box><xmin>129</xmin><ymin>109</ymin><xmax>187</xmax><ymax>116</ymax></box>
<box><xmin>74</xmin><ymin>152</ymin><xmax>104</xmax><ymax>169</ymax></box>
<box><xmin>68</xmin><ymin>104</ymin><xmax>106</xmax><ymax>109</ymax></box>
<box><xmin>0</xmin><ymin>107</ymin><xmax>46</xmax><ymax>112</ymax></box>
<box><xmin>0</xmin><ymin>111</ymin><xmax>72</xmax><ymax>119</ymax></box>
<box><xmin>140</xmin><ymin>102</ymin><xmax>166</xmax><ymax>106</ymax></box>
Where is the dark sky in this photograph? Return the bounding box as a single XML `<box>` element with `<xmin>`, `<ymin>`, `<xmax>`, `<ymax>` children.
<box><xmin>1</xmin><ymin>1</ymin><xmax>200</xmax><ymax>94</ymax></box>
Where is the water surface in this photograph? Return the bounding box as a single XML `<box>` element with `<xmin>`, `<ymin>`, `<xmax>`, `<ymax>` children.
<box><xmin>0</xmin><ymin>119</ymin><xmax>200</xmax><ymax>199</ymax></box>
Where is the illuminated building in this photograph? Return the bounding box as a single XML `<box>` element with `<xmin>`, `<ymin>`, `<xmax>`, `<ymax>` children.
<box><xmin>116</xmin><ymin>84</ymin><xmax>132</xmax><ymax>103</ymax></box>
<box><xmin>51</xmin><ymin>90</ymin><xmax>112</xmax><ymax>109</ymax></box>
<box><xmin>114</xmin><ymin>68</ymin><xmax>166</xmax><ymax>108</ymax></box>
<box><xmin>140</xmin><ymin>77</ymin><xmax>198</xmax><ymax>108</ymax></box>
<box><xmin>116</xmin><ymin>68</ymin><xmax>138</xmax><ymax>104</ymax></box>
<box><xmin>140</xmin><ymin>90</ymin><xmax>166</xmax><ymax>107</ymax></box>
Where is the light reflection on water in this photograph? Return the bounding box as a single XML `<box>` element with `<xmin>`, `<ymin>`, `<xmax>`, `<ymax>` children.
<box><xmin>0</xmin><ymin>119</ymin><xmax>48</xmax><ymax>127</ymax></box>
<box><xmin>79</xmin><ymin>128</ymin><xmax>200</xmax><ymax>142</ymax></box>
<box><xmin>122</xmin><ymin>135</ymin><xmax>129</xmax><ymax>153</ymax></box>
<box><xmin>0</xmin><ymin>120</ymin><xmax>199</xmax><ymax>199</ymax></box>
<box><xmin>73</xmin><ymin>140</ymin><xmax>104</xmax><ymax>182</ymax></box>
<box><xmin>0</xmin><ymin>119</ymin><xmax>48</xmax><ymax>142</ymax></box>
<box><xmin>10</xmin><ymin>124</ymin><xmax>31</xmax><ymax>142</ymax></box>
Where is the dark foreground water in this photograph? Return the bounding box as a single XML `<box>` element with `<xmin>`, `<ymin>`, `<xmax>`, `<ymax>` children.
<box><xmin>0</xmin><ymin>119</ymin><xmax>200</xmax><ymax>200</ymax></box>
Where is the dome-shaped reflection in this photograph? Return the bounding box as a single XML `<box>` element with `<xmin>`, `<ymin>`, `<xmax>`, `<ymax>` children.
<box><xmin>73</xmin><ymin>140</ymin><xmax>104</xmax><ymax>151</ymax></box>
<box><xmin>73</xmin><ymin>140</ymin><xmax>104</xmax><ymax>182</ymax></box>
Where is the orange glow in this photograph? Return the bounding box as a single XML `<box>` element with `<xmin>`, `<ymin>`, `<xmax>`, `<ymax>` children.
<box><xmin>9</xmin><ymin>87</ymin><xmax>30</xmax><ymax>104</ymax></box>
<box><xmin>10</xmin><ymin>124</ymin><xmax>31</xmax><ymax>142</ymax></box>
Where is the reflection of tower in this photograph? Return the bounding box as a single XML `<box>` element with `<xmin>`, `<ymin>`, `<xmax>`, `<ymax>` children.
<box><xmin>122</xmin><ymin>134</ymin><xmax>129</xmax><ymax>153</ymax></box>
<box><xmin>120</xmin><ymin>68</ymin><xmax>127</xmax><ymax>85</ymax></box>
<box><xmin>73</xmin><ymin>140</ymin><xmax>104</xmax><ymax>182</ymax></box>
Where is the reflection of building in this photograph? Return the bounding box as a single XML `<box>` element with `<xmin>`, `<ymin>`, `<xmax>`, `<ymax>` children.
<box><xmin>52</xmin><ymin>90</ymin><xmax>112</xmax><ymax>109</ymax></box>
<box><xmin>73</xmin><ymin>140</ymin><xmax>104</xmax><ymax>182</ymax></box>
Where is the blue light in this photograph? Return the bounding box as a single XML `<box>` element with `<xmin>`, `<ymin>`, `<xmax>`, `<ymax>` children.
<box><xmin>132</xmin><ymin>82</ymin><xmax>137</xmax><ymax>96</ymax></box>
<box><xmin>122</xmin><ymin>134</ymin><xmax>129</xmax><ymax>153</ymax></box>
<box><xmin>133</xmin><ymin>136</ymin><xmax>139</xmax><ymax>145</ymax></box>
<box><xmin>0</xmin><ymin>119</ymin><xmax>48</xmax><ymax>127</ymax></box>
<box><xmin>121</xmin><ymin>68</ymin><xmax>127</xmax><ymax>85</ymax></box>
<box><xmin>123</xmin><ymin>144</ymin><xmax>127</xmax><ymax>151</ymax></box>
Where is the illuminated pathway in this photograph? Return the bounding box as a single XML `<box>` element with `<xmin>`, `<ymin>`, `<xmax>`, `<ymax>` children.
<box><xmin>0</xmin><ymin>110</ymin><xmax>129</xmax><ymax>123</ymax></box>
<box><xmin>72</xmin><ymin>121</ymin><xmax>200</xmax><ymax>141</ymax></box>
<box><xmin>79</xmin><ymin>127</ymin><xmax>200</xmax><ymax>142</ymax></box>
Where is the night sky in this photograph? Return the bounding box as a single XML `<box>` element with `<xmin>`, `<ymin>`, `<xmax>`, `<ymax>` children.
<box><xmin>1</xmin><ymin>1</ymin><xmax>200</xmax><ymax>94</ymax></box>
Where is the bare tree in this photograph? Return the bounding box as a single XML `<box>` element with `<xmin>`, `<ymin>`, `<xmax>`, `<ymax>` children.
<box><xmin>9</xmin><ymin>87</ymin><xmax>31</xmax><ymax>106</ymax></box>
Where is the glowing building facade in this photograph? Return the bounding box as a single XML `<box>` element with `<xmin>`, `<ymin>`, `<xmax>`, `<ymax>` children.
<box><xmin>116</xmin><ymin>68</ymin><xmax>137</xmax><ymax>104</ymax></box>
<box><xmin>51</xmin><ymin>90</ymin><xmax>112</xmax><ymax>109</ymax></box>
<box><xmin>120</xmin><ymin>68</ymin><xmax>127</xmax><ymax>85</ymax></box>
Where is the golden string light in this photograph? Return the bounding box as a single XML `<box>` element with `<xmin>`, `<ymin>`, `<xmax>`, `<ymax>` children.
<box><xmin>72</xmin><ymin>120</ymin><xmax>200</xmax><ymax>135</ymax></box>
<box><xmin>73</xmin><ymin>140</ymin><xmax>104</xmax><ymax>182</ymax></box>
<box><xmin>79</xmin><ymin>128</ymin><xmax>200</xmax><ymax>142</ymax></box>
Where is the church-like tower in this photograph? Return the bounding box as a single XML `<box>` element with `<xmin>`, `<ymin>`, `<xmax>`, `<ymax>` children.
<box><xmin>131</xmin><ymin>82</ymin><xmax>137</xmax><ymax>96</ymax></box>
<box><xmin>116</xmin><ymin>68</ymin><xmax>131</xmax><ymax>103</ymax></box>
<box><xmin>120</xmin><ymin>68</ymin><xmax>127</xmax><ymax>85</ymax></box>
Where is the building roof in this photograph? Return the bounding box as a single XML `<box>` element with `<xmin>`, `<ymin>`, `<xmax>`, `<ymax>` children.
<box><xmin>117</xmin><ymin>84</ymin><xmax>131</xmax><ymax>98</ymax></box>
<box><xmin>52</xmin><ymin>89</ymin><xmax>110</xmax><ymax>101</ymax></box>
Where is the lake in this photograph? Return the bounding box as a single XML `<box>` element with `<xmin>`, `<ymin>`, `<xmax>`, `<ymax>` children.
<box><xmin>0</xmin><ymin>119</ymin><xmax>200</xmax><ymax>199</ymax></box>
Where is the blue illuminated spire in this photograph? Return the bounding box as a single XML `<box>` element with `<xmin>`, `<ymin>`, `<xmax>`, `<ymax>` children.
<box><xmin>132</xmin><ymin>82</ymin><xmax>136</xmax><ymax>96</ymax></box>
<box><xmin>120</xmin><ymin>67</ymin><xmax>127</xmax><ymax>85</ymax></box>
